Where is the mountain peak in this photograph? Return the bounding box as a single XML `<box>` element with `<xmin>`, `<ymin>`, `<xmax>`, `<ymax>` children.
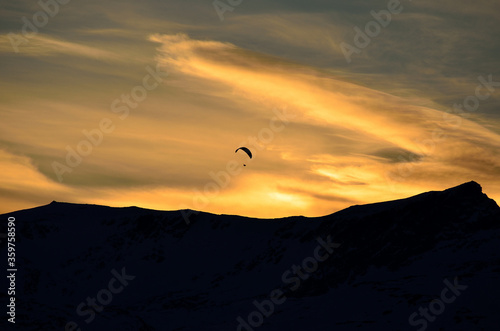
<box><xmin>440</xmin><ymin>180</ymin><xmax>498</xmax><ymax>209</ymax></box>
<box><xmin>445</xmin><ymin>180</ymin><xmax>482</xmax><ymax>195</ymax></box>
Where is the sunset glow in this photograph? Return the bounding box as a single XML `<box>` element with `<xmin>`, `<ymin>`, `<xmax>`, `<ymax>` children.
<box><xmin>1</xmin><ymin>0</ymin><xmax>499</xmax><ymax>216</ymax></box>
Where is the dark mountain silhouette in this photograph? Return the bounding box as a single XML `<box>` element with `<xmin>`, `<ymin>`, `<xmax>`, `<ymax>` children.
<box><xmin>1</xmin><ymin>181</ymin><xmax>499</xmax><ymax>330</ymax></box>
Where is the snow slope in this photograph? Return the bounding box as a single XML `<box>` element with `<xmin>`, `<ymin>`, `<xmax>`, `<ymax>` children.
<box><xmin>1</xmin><ymin>181</ymin><xmax>499</xmax><ymax>330</ymax></box>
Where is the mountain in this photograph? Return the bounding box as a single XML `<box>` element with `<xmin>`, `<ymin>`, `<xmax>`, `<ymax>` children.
<box><xmin>1</xmin><ymin>181</ymin><xmax>499</xmax><ymax>330</ymax></box>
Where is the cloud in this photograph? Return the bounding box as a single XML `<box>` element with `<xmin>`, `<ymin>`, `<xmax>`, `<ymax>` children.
<box><xmin>0</xmin><ymin>33</ymin><xmax>118</xmax><ymax>59</ymax></box>
<box><xmin>147</xmin><ymin>33</ymin><xmax>500</xmax><ymax>210</ymax></box>
<box><xmin>0</xmin><ymin>148</ymin><xmax>74</xmax><ymax>212</ymax></box>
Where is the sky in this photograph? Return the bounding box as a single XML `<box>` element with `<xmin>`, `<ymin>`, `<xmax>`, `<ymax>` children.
<box><xmin>1</xmin><ymin>0</ymin><xmax>499</xmax><ymax>217</ymax></box>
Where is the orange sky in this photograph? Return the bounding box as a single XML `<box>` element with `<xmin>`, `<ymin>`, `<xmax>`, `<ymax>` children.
<box><xmin>1</xmin><ymin>0</ymin><xmax>499</xmax><ymax>216</ymax></box>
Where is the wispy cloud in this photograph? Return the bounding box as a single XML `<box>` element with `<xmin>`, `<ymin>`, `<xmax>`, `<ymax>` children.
<box><xmin>148</xmin><ymin>33</ymin><xmax>500</xmax><ymax>207</ymax></box>
<box><xmin>0</xmin><ymin>33</ymin><xmax>118</xmax><ymax>59</ymax></box>
<box><xmin>0</xmin><ymin>148</ymin><xmax>73</xmax><ymax>211</ymax></box>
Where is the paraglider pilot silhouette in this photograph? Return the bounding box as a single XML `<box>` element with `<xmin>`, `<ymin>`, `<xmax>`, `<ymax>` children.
<box><xmin>235</xmin><ymin>147</ymin><xmax>252</xmax><ymax>166</ymax></box>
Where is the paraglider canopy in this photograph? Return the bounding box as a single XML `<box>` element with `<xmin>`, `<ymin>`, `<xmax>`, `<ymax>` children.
<box><xmin>235</xmin><ymin>147</ymin><xmax>252</xmax><ymax>159</ymax></box>
<box><xmin>235</xmin><ymin>147</ymin><xmax>252</xmax><ymax>166</ymax></box>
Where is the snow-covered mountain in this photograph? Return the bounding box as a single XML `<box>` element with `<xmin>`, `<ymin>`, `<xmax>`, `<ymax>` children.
<box><xmin>1</xmin><ymin>181</ymin><xmax>499</xmax><ymax>330</ymax></box>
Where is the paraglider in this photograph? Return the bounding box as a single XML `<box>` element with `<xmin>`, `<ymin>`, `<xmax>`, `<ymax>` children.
<box><xmin>235</xmin><ymin>147</ymin><xmax>252</xmax><ymax>166</ymax></box>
